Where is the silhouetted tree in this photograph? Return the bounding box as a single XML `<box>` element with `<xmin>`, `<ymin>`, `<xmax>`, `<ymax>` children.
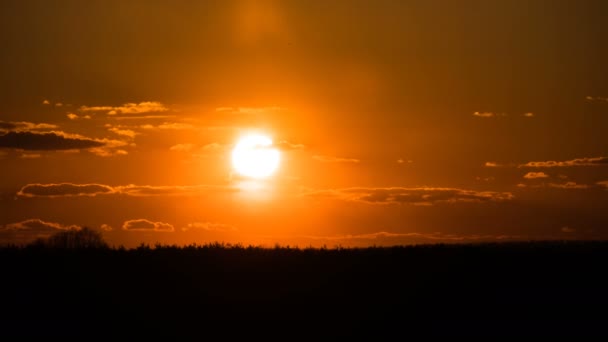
<box><xmin>31</xmin><ymin>227</ymin><xmax>108</xmax><ymax>249</ymax></box>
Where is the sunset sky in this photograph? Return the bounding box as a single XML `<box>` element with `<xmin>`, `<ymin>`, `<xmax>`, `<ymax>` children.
<box><xmin>1</xmin><ymin>0</ymin><xmax>607</xmax><ymax>247</ymax></box>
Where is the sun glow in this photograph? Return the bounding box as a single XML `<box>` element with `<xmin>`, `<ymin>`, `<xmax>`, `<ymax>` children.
<box><xmin>231</xmin><ymin>134</ymin><xmax>280</xmax><ymax>178</ymax></box>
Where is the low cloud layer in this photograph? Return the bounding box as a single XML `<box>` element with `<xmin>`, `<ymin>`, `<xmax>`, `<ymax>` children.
<box><xmin>520</xmin><ymin>157</ymin><xmax>608</xmax><ymax>168</ymax></box>
<box><xmin>122</xmin><ymin>219</ymin><xmax>174</xmax><ymax>232</ymax></box>
<box><xmin>303</xmin><ymin>187</ymin><xmax>513</xmax><ymax>205</ymax></box>
<box><xmin>0</xmin><ymin>219</ymin><xmax>81</xmax><ymax>244</ymax></box>
<box><xmin>17</xmin><ymin>183</ymin><xmax>237</xmax><ymax>198</ymax></box>
<box><xmin>0</xmin><ymin>131</ymin><xmax>104</xmax><ymax>150</ymax></box>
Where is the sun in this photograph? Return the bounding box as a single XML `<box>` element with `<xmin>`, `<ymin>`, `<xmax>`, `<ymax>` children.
<box><xmin>231</xmin><ymin>134</ymin><xmax>280</xmax><ymax>178</ymax></box>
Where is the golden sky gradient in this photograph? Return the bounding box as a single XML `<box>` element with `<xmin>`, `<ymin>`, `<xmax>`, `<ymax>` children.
<box><xmin>1</xmin><ymin>0</ymin><xmax>608</xmax><ymax>247</ymax></box>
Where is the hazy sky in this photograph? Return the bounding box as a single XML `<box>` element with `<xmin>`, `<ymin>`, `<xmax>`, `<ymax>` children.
<box><xmin>1</xmin><ymin>0</ymin><xmax>607</xmax><ymax>247</ymax></box>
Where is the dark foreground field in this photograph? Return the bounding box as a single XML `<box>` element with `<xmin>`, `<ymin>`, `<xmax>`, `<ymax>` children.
<box><xmin>2</xmin><ymin>241</ymin><xmax>608</xmax><ymax>338</ymax></box>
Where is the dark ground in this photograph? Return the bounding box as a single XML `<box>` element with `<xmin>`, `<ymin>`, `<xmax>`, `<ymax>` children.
<box><xmin>1</xmin><ymin>241</ymin><xmax>607</xmax><ymax>338</ymax></box>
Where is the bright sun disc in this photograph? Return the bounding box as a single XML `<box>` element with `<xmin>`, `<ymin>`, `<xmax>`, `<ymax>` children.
<box><xmin>231</xmin><ymin>134</ymin><xmax>280</xmax><ymax>178</ymax></box>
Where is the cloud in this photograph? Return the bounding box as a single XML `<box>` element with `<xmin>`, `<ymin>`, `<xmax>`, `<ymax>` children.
<box><xmin>170</xmin><ymin>143</ymin><xmax>195</xmax><ymax>152</ymax></box>
<box><xmin>561</xmin><ymin>226</ymin><xmax>575</xmax><ymax>233</ymax></box>
<box><xmin>0</xmin><ymin>219</ymin><xmax>82</xmax><ymax>244</ymax></box>
<box><xmin>122</xmin><ymin>219</ymin><xmax>174</xmax><ymax>232</ymax></box>
<box><xmin>520</xmin><ymin>157</ymin><xmax>608</xmax><ymax>168</ymax></box>
<box><xmin>42</xmin><ymin>100</ymin><xmax>50</xmax><ymax>105</ymax></box>
<box><xmin>17</xmin><ymin>183</ymin><xmax>237</xmax><ymax>198</ymax></box>
<box><xmin>202</xmin><ymin>143</ymin><xmax>223</xmax><ymax>151</ymax></box>
<box><xmin>397</xmin><ymin>159</ymin><xmax>413</xmax><ymax>164</ymax></box>
<box><xmin>296</xmin><ymin>231</ymin><xmax>524</xmax><ymax>247</ymax></box>
<box><xmin>67</xmin><ymin>113</ymin><xmax>79</xmax><ymax>120</ymax></box>
<box><xmin>484</xmin><ymin>162</ymin><xmax>501</xmax><ymax>167</ymax></box>
<box><xmin>597</xmin><ymin>181</ymin><xmax>608</xmax><ymax>189</ymax></box>
<box><xmin>80</xmin><ymin>101</ymin><xmax>168</xmax><ymax>115</ymax></box>
<box><xmin>473</xmin><ymin>111</ymin><xmax>506</xmax><ymax>118</ymax></box>
<box><xmin>0</xmin><ymin>121</ymin><xmax>58</xmax><ymax>133</ymax></box>
<box><xmin>55</xmin><ymin>102</ymin><xmax>63</xmax><ymax>107</ymax></box>
<box><xmin>100</xmin><ymin>224</ymin><xmax>113</xmax><ymax>231</ymax></box>
<box><xmin>523</xmin><ymin>172</ymin><xmax>549</xmax><ymax>179</ymax></box>
<box><xmin>215</xmin><ymin>106</ymin><xmax>285</xmax><ymax>114</ymax></box>
<box><xmin>276</xmin><ymin>140</ymin><xmax>305</xmax><ymax>150</ymax></box>
<box><xmin>585</xmin><ymin>96</ymin><xmax>608</xmax><ymax>102</ymax></box>
<box><xmin>303</xmin><ymin>187</ymin><xmax>514</xmax><ymax>205</ymax></box>
<box><xmin>313</xmin><ymin>155</ymin><xmax>360</xmax><ymax>163</ymax></box>
<box><xmin>523</xmin><ymin>112</ymin><xmax>534</xmax><ymax>117</ymax></box>
<box><xmin>140</xmin><ymin>122</ymin><xmax>196</xmax><ymax>130</ymax></box>
<box><xmin>108</xmin><ymin>127</ymin><xmax>138</xmax><ymax>138</ymax></box>
<box><xmin>0</xmin><ymin>131</ymin><xmax>105</xmax><ymax>150</ymax></box>
<box><xmin>20</xmin><ymin>153</ymin><xmax>41</xmax><ymax>159</ymax></box>
<box><xmin>548</xmin><ymin>182</ymin><xmax>589</xmax><ymax>189</ymax></box>
<box><xmin>182</xmin><ymin>222</ymin><xmax>237</xmax><ymax>232</ymax></box>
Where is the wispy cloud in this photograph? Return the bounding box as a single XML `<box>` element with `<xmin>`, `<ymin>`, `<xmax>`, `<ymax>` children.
<box><xmin>585</xmin><ymin>96</ymin><xmax>608</xmax><ymax>102</ymax></box>
<box><xmin>548</xmin><ymin>182</ymin><xmax>590</xmax><ymax>189</ymax></box>
<box><xmin>169</xmin><ymin>143</ymin><xmax>196</xmax><ymax>152</ymax></box>
<box><xmin>108</xmin><ymin>127</ymin><xmax>138</xmax><ymax>138</ymax></box>
<box><xmin>303</xmin><ymin>187</ymin><xmax>513</xmax><ymax>205</ymax></box>
<box><xmin>276</xmin><ymin>140</ymin><xmax>305</xmax><ymax>150</ymax></box>
<box><xmin>523</xmin><ymin>112</ymin><xmax>534</xmax><ymax>117</ymax></box>
<box><xmin>67</xmin><ymin>113</ymin><xmax>91</xmax><ymax>120</ymax></box>
<box><xmin>80</xmin><ymin>101</ymin><xmax>168</xmax><ymax>115</ymax></box>
<box><xmin>597</xmin><ymin>181</ymin><xmax>608</xmax><ymax>189</ymax></box>
<box><xmin>182</xmin><ymin>222</ymin><xmax>237</xmax><ymax>232</ymax></box>
<box><xmin>520</xmin><ymin>157</ymin><xmax>608</xmax><ymax>168</ymax></box>
<box><xmin>215</xmin><ymin>106</ymin><xmax>285</xmax><ymax>114</ymax></box>
<box><xmin>140</xmin><ymin>122</ymin><xmax>196</xmax><ymax>130</ymax></box>
<box><xmin>0</xmin><ymin>121</ymin><xmax>58</xmax><ymax>133</ymax></box>
<box><xmin>0</xmin><ymin>131</ymin><xmax>105</xmax><ymax>151</ymax></box>
<box><xmin>312</xmin><ymin>155</ymin><xmax>360</xmax><ymax>163</ymax></box>
<box><xmin>122</xmin><ymin>219</ymin><xmax>174</xmax><ymax>232</ymax></box>
<box><xmin>17</xmin><ymin>183</ymin><xmax>237</xmax><ymax>198</ymax></box>
<box><xmin>473</xmin><ymin>111</ymin><xmax>506</xmax><ymax>118</ymax></box>
<box><xmin>484</xmin><ymin>162</ymin><xmax>501</xmax><ymax>167</ymax></box>
<box><xmin>523</xmin><ymin>172</ymin><xmax>549</xmax><ymax>179</ymax></box>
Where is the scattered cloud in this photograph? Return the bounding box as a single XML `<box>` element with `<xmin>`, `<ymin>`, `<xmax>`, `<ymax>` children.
<box><xmin>520</xmin><ymin>157</ymin><xmax>608</xmax><ymax>168</ymax></box>
<box><xmin>523</xmin><ymin>172</ymin><xmax>549</xmax><ymax>179</ymax></box>
<box><xmin>516</xmin><ymin>183</ymin><xmax>527</xmax><ymax>188</ymax></box>
<box><xmin>548</xmin><ymin>182</ymin><xmax>589</xmax><ymax>189</ymax></box>
<box><xmin>303</xmin><ymin>187</ymin><xmax>514</xmax><ymax>205</ymax></box>
<box><xmin>17</xmin><ymin>183</ymin><xmax>237</xmax><ymax>198</ymax></box>
<box><xmin>484</xmin><ymin>162</ymin><xmax>501</xmax><ymax>167</ymax></box>
<box><xmin>2</xmin><ymin>219</ymin><xmax>79</xmax><ymax>232</ymax></box>
<box><xmin>313</xmin><ymin>155</ymin><xmax>360</xmax><ymax>163</ymax></box>
<box><xmin>100</xmin><ymin>224</ymin><xmax>113</xmax><ymax>231</ymax></box>
<box><xmin>276</xmin><ymin>140</ymin><xmax>305</xmax><ymax>150</ymax></box>
<box><xmin>80</xmin><ymin>101</ymin><xmax>168</xmax><ymax>115</ymax></box>
<box><xmin>170</xmin><ymin>143</ymin><xmax>195</xmax><ymax>152</ymax></box>
<box><xmin>397</xmin><ymin>159</ymin><xmax>413</xmax><ymax>164</ymax></box>
<box><xmin>182</xmin><ymin>222</ymin><xmax>237</xmax><ymax>232</ymax></box>
<box><xmin>122</xmin><ymin>219</ymin><xmax>174</xmax><ymax>232</ymax></box>
<box><xmin>523</xmin><ymin>112</ymin><xmax>534</xmax><ymax>117</ymax></box>
<box><xmin>597</xmin><ymin>181</ymin><xmax>608</xmax><ymax>189</ymax></box>
<box><xmin>0</xmin><ymin>131</ymin><xmax>104</xmax><ymax>151</ymax></box>
<box><xmin>55</xmin><ymin>102</ymin><xmax>63</xmax><ymax>107</ymax></box>
<box><xmin>202</xmin><ymin>143</ymin><xmax>223</xmax><ymax>151</ymax></box>
<box><xmin>42</xmin><ymin>100</ymin><xmax>50</xmax><ymax>105</ymax></box>
<box><xmin>67</xmin><ymin>113</ymin><xmax>91</xmax><ymax>120</ymax></box>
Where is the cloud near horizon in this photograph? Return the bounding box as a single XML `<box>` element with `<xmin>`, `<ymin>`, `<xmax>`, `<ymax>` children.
<box><xmin>122</xmin><ymin>219</ymin><xmax>174</xmax><ymax>232</ymax></box>
<box><xmin>303</xmin><ymin>187</ymin><xmax>514</xmax><ymax>205</ymax></box>
<box><xmin>182</xmin><ymin>222</ymin><xmax>237</xmax><ymax>232</ymax></box>
<box><xmin>520</xmin><ymin>157</ymin><xmax>608</xmax><ymax>168</ymax></box>
<box><xmin>17</xmin><ymin>183</ymin><xmax>238</xmax><ymax>198</ymax></box>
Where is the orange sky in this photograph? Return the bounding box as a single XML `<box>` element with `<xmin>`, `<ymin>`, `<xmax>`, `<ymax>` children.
<box><xmin>1</xmin><ymin>0</ymin><xmax>608</xmax><ymax>247</ymax></box>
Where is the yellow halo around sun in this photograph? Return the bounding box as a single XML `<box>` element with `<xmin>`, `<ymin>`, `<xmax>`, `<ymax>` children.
<box><xmin>231</xmin><ymin>134</ymin><xmax>280</xmax><ymax>178</ymax></box>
